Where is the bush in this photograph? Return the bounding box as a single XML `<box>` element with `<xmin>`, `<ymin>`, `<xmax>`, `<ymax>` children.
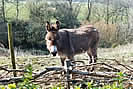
<box><xmin>11</xmin><ymin>20</ymin><xmax>47</xmax><ymax>51</ymax></box>
<box><xmin>52</xmin><ymin>1</ymin><xmax>80</xmax><ymax>28</ymax></box>
<box><xmin>94</xmin><ymin>21</ymin><xmax>119</xmax><ymax>48</ymax></box>
<box><xmin>27</xmin><ymin>1</ymin><xmax>54</xmax><ymax>23</ymax></box>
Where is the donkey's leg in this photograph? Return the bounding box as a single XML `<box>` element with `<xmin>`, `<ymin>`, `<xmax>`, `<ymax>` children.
<box><xmin>87</xmin><ymin>49</ymin><xmax>95</xmax><ymax>72</ymax></box>
<box><xmin>67</xmin><ymin>56</ymin><xmax>75</xmax><ymax>79</ymax></box>
<box><xmin>60</xmin><ymin>56</ymin><xmax>66</xmax><ymax>66</ymax></box>
<box><xmin>87</xmin><ymin>49</ymin><xmax>93</xmax><ymax>64</ymax></box>
<box><xmin>91</xmin><ymin>47</ymin><xmax>97</xmax><ymax>63</ymax></box>
<box><xmin>67</xmin><ymin>56</ymin><xmax>74</xmax><ymax>62</ymax></box>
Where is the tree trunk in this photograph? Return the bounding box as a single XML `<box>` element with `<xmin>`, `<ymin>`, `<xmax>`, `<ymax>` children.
<box><xmin>16</xmin><ymin>0</ymin><xmax>19</xmax><ymax>20</ymax></box>
<box><xmin>86</xmin><ymin>0</ymin><xmax>92</xmax><ymax>22</ymax></box>
<box><xmin>67</xmin><ymin>0</ymin><xmax>73</xmax><ymax>28</ymax></box>
<box><xmin>2</xmin><ymin>0</ymin><xmax>6</xmax><ymax>22</ymax></box>
<box><xmin>106</xmin><ymin>0</ymin><xmax>109</xmax><ymax>24</ymax></box>
<box><xmin>68</xmin><ymin>0</ymin><xmax>72</xmax><ymax>11</ymax></box>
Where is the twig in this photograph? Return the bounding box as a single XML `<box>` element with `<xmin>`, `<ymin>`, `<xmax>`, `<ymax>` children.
<box><xmin>33</xmin><ymin>66</ymin><xmax>64</xmax><ymax>79</ymax></box>
<box><xmin>74</xmin><ymin>62</ymin><xmax>120</xmax><ymax>72</ymax></box>
<box><xmin>0</xmin><ymin>77</ymin><xmax>22</xmax><ymax>84</ymax></box>
<box><xmin>0</xmin><ymin>72</ymin><xmax>10</xmax><ymax>79</ymax></box>
<box><xmin>113</xmin><ymin>59</ymin><xmax>133</xmax><ymax>72</ymax></box>
<box><xmin>71</xmin><ymin>70</ymin><xmax>119</xmax><ymax>78</ymax></box>
<box><xmin>0</xmin><ymin>66</ymin><xmax>27</xmax><ymax>72</ymax></box>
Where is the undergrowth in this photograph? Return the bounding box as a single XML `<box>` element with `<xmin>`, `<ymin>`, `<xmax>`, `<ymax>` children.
<box><xmin>0</xmin><ymin>65</ymin><xmax>128</xmax><ymax>89</ymax></box>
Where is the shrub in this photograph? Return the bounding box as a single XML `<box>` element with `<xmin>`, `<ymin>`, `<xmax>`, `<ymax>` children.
<box><xmin>94</xmin><ymin>21</ymin><xmax>118</xmax><ymax>48</ymax></box>
<box><xmin>11</xmin><ymin>20</ymin><xmax>47</xmax><ymax>51</ymax></box>
<box><xmin>52</xmin><ymin>1</ymin><xmax>80</xmax><ymax>28</ymax></box>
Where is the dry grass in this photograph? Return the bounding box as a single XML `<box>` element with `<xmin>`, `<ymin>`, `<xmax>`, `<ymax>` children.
<box><xmin>76</xmin><ymin>43</ymin><xmax>133</xmax><ymax>68</ymax></box>
<box><xmin>98</xmin><ymin>43</ymin><xmax>133</xmax><ymax>61</ymax></box>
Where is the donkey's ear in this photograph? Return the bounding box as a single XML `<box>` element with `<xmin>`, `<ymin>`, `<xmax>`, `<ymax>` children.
<box><xmin>45</xmin><ymin>21</ymin><xmax>50</xmax><ymax>32</ymax></box>
<box><xmin>56</xmin><ymin>21</ymin><xmax>60</xmax><ymax>30</ymax></box>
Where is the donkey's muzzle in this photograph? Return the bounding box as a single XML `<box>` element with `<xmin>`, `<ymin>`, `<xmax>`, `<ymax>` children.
<box><xmin>50</xmin><ymin>45</ymin><xmax>57</xmax><ymax>56</ymax></box>
<box><xmin>51</xmin><ymin>51</ymin><xmax>57</xmax><ymax>56</ymax></box>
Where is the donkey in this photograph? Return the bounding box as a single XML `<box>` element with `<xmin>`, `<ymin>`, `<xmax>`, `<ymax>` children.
<box><xmin>45</xmin><ymin>21</ymin><xmax>99</xmax><ymax>66</ymax></box>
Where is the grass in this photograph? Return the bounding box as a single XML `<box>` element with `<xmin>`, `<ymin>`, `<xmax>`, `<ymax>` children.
<box><xmin>0</xmin><ymin>43</ymin><xmax>133</xmax><ymax>71</ymax></box>
<box><xmin>98</xmin><ymin>43</ymin><xmax>133</xmax><ymax>62</ymax></box>
<box><xmin>0</xmin><ymin>43</ymin><xmax>133</xmax><ymax>88</ymax></box>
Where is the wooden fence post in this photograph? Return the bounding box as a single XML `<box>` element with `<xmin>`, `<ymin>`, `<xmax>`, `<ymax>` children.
<box><xmin>7</xmin><ymin>23</ymin><xmax>17</xmax><ymax>77</ymax></box>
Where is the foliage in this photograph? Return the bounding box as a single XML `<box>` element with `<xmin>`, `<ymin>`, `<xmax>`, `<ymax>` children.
<box><xmin>27</xmin><ymin>0</ymin><xmax>54</xmax><ymax>23</ymax></box>
<box><xmin>11</xmin><ymin>19</ymin><xmax>46</xmax><ymax>50</ymax></box>
<box><xmin>52</xmin><ymin>1</ymin><xmax>80</xmax><ymax>28</ymax></box>
<box><xmin>94</xmin><ymin>21</ymin><xmax>117</xmax><ymax>48</ymax></box>
<box><xmin>0</xmin><ymin>0</ymin><xmax>5</xmax><ymax>22</ymax></box>
<box><xmin>27</xmin><ymin>0</ymin><xmax>80</xmax><ymax>28</ymax></box>
<box><xmin>0</xmin><ymin>65</ymin><xmax>130</xmax><ymax>89</ymax></box>
<box><xmin>0</xmin><ymin>8</ymin><xmax>3</xmax><ymax>22</ymax></box>
<box><xmin>18</xmin><ymin>64</ymin><xmax>40</xmax><ymax>89</ymax></box>
<box><xmin>93</xmin><ymin>20</ymin><xmax>133</xmax><ymax>48</ymax></box>
<box><xmin>0</xmin><ymin>64</ymin><xmax>40</xmax><ymax>89</ymax></box>
<box><xmin>49</xmin><ymin>72</ymin><xmax>126</xmax><ymax>89</ymax></box>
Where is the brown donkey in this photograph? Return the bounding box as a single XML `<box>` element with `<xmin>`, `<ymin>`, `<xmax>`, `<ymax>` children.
<box><xmin>45</xmin><ymin>21</ymin><xmax>99</xmax><ymax>66</ymax></box>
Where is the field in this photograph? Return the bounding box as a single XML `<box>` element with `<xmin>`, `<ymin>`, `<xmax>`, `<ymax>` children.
<box><xmin>0</xmin><ymin>43</ymin><xmax>133</xmax><ymax>88</ymax></box>
<box><xmin>0</xmin><ymin>43</ymin><xmax>133</xmax><ymax>72</ymax></box>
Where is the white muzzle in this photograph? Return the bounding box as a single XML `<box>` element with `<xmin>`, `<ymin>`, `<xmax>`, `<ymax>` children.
<box><xmin>50</xmin><ymin>45</ymin><xmax>57</xmax><ymax>53</ymax></box>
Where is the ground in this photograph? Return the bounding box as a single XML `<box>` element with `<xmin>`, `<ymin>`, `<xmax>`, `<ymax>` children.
<box><xmin>0</xmin><ymin>43</ymin><xmax>133</xmax><ymax>88</ymax></box>
<box><xmin>0</xmin><ymin>43</ymin><xmax>133</xmax><ymax>72</ymax></box>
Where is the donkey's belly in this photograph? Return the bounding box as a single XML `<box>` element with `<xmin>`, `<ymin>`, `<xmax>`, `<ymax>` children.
<box><xmin>73</xmin><ymin>42</ymin><xmax>89</xmax><ymax>54</ymax></box>
<box><xmin>70</xmin><ymin>35</ymin><xmax>91</xmax><ymax>54</ymax></box>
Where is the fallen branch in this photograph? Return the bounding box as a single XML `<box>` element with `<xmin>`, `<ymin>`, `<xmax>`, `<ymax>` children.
<box><xmin>71</xmin><ymin>70</ymin><xmax>119</xmax><ymax>78</ymax></box>
<box><xmin>113</xmin><ymin>59</ymin><xmax>133</xmax><ymax>72</ymax></box>
<box><xmin>0</xmin><ymin>66</ymin><xmax>119</xmax><ymax>84</ymax></box>
<box><xmin>34</xmin><ymin>66</ymin><xmax>64</xmax><ymax>79</ymax></box>
<box><xmin>0</xmin><ymin>77</ymin><xmax>22</xmax><ymax>84</ymax></box>
<box><xmin>0</xmin><ymin>66</ymin><xmax>64</xmax><ymax>84</ymax></box>
<box><xmin>74</xmin><ymin>62</ymin><xmax>120</xmax><ymax>72</ymax></box>
<box><xmin>0</xmin><ymin>66</ymin><xmax>27</xmax><ymax>72</ymax></box>
<box><xmin>0</xmin><ymin>72</ymin><xmax>10</xmax><ymax>79</ymax></box>
<box><xmin>0</xmin><ymin>61</ymin><xmax>132</xmax><ymax>87</ymax></box>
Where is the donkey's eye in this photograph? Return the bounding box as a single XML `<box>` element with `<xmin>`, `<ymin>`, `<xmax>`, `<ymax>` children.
<box><xmin>48</xmin><ymin>38</ymin><xmax>55</xmax><ymax>41</ymax></box>
<box><xmin>48</xmin><ymin>38</ymin><xmax>51</xmax><ymax>40</ymax></box>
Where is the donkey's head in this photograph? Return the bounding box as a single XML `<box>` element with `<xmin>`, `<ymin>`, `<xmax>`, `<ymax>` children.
<box><xmin>45</xmin><ymin>21</ymin><xmax>60</xmax><ymax>56</ymax></box>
